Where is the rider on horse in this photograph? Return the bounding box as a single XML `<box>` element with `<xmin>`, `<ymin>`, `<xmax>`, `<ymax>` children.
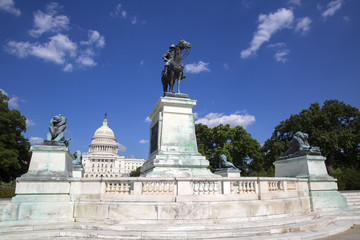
<box><xmin>162</xmin><ymin>44</ymin><xmax>186</xmax><ymax>79</ymax></box>
<box><xmin>162</xmin><ymin>44</ymin><xmax>175</xmax><ymax>77</ymax></box>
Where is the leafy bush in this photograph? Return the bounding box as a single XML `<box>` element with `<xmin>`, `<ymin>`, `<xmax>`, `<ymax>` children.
<box><xmin>0</xmin><ymin>187</ymin><xmax>15</xmax><ymax>198</ymax></box>
<box><xmin>331</xmin><ymin>168</ymin><xmax>360</xmax><ymax>190</ymax></box>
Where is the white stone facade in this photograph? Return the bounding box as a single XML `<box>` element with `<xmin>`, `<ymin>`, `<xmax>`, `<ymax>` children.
<box><xmin>82</xmin><ymin>115</ymin><xmax>145</xmax><ymax>178</ymax></box>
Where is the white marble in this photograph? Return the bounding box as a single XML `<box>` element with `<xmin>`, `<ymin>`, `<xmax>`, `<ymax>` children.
<box><xmin>141</xmin><ymin>96</ymin><xmax>217</xmax><ymax>177</ymax></box>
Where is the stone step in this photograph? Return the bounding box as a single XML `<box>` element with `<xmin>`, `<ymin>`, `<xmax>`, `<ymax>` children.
<box><xmin>0</xmin><ymin>214</ymin><xmax>336</xmax><ymax>240</ymax></box>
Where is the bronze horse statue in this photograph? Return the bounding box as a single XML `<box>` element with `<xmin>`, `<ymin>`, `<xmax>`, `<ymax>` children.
<box><xmin>161</xmin><ymin>38</ymin><xmax>191</xmax><ymax>95</ymax></box>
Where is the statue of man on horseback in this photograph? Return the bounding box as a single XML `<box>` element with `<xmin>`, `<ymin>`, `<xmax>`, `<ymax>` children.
<box><xmin>161</xmin><ymin>38</ymin><xmax>191</xmax><ymax>96</ymax></box>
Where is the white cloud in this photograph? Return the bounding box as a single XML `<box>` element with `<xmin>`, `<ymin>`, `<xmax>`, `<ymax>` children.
<box><xmin>267</xmin><ymin>42</ymin><xmax>286</xmax><ymax>48</ymax></box>
<box><xmin>4</xmin><ymin>4</ymin><xmax>104</xmax><ymax>72</ymax></box>
<box><xmin>6</xmin><ymin>33</ymin><xmax>77</xmax><ymax>65</ymax></box>
<box><xmin>274</xmin><ymin>49</ymin><xmax>290</xmax><ymax>62</ymax></box>
<box><xmin>295</xmin><ymin>17</ymin><xmax>311</xmax><ymax>33</ymax></box>
<box><xmin>117</xmin><ymin>143</ymin><xmax>127</xmax><ymax>152</ymax></box>
<box><xmin>29</xmin><ymin>137</ymin><xmax>44</xmax><ymax>145</ymax></box>
<box><xmin>26</xmin><ymin>119</ymin><xmax>36</xmax><ymax>127</ymax></box>
<box><xmin>195</xmin><ymin>112</ymin><xmax>256</xmax><ymax>129</ymax></box>
<box><xmin>80</xmin><ymin>30</ymin><xmax>105</xmax><ymax>48</ymax></box>
<box><xmin>0</xmin><ymin>88</ymin><xmax>21</xmax><ymax>108</ymax></box>
<box><xmin>140</xmin><ymin>60</ymin><xmax>144</xmax><ymax>66</ymax></box>
<box><xmin>288</xmin><ymin>0</ymin><xmax>301</xmax><ymax>6</ymax></box>
<box><xmin>241</xmin><ymin>8</ymin><xmax>294</xmax><ymax>59</ymax></box>
<box><xmin>185</xmin><ymin>61</ymin><xmax>210</xmax><ymax>73</ymax></box>
<box><xmin>0</xmin><ymin>0</ymin><xmax>20</xmax><ymax>16</ymax></box>
<box><xmin>111</xmin><ymin>3</ymin><xmax>127</xmax><ymax>18</ymax></box>
<box><xmin>29</xmin><ymin>2</ymin><xmax>69</xmax><ymax>37</ymax></box>
<box><xmin>343</xmin><ymin>16</ymin><xmax>351</xmax><ymax>22</ymax></box>
<box><xmin>321</xmin><ymin>0</ymin><xmax>343</xmax><ymax>20</ymax></box>
<box><xmin>139</xmin><ymin>139</ymin><xmax>149</xmax><ymax>144</ymax></box>
<box><xmin>63</xmin><ymin>63</ymin><xmax>73</xmax><ymax>72</ymax></box>
<box><xmin>131</xmin><ymin>16</ymin><xmax>137</xmax><ymax>24</ymax></box>
<box><xmin>144</xmin><ymin>116</ymin><xmax>151</xmax><ymax>123</ymax></box>
<box><xmin>223</xmin><ymin>63</ymin><xmax>229</xmax><ymax>70</ymax></box>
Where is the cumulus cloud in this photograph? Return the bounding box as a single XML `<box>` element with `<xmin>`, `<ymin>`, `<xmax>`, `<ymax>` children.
<box><xmin>295</xmin><ymin>17</ymin><xmax>312</xmax><ymax>34</ymax></box>
<box><xmin>29</xmin><ymin>137</ymin><xmax>44</xmax><ymax>145</ymax></box>
<box><xmin>139</xmin><ymin>139</ymin><xmax>149</xmax><ymax>144</ymax></box>
<box><xmin>111</xmin><ymin>3</ymin><xmax>127</xmax><ymax>18</ymax></box>
<box><xmin>0</xmin><ymin>0</ymin><xmax>20</xmax><ymax>16</ymax></box>
<box><xmin>241</xmin><ymin>8</ymin><xmax>294</xmax><ymax>59</ymax></box>
<box><xmin>267</xmin><ymin>42</ymin><xmax>286</xmax><ymax>48</ymax></box>
<box><xmin>29</xmin><ymin>2</ymin><xmax>69</xmax><ymax>37</ymax></box>
<box><xmin>6</xmin><ymin>33</ymin><xmax>77</xmax><ymax>65</ymax></box>
<box><xmin>131</xmin><ymin>16</ymin><xmax>137</xmax><ymax>24</ymax></box>
<box><xmin>0</xmin><ymin>88</ymin><xmax>21</xmax><ymax>108</ymax></box>
<box><xmin>274</xmin><ymin>49</ymin><xmax>290</xmax><ymax>63</ymax></box>
<box><xmin>288</xmin><ymin>0</ymin><xmax>301</xmax><ymax>6</ymax></box>
<box><xmin>321</xmin><ymin>0</ymin><xmax>343</xmax><ymax>20</ymax></box>
<box><xmin>195</xmin><ymin>112</ymin><xmax>256</xmax><ymax>129</ymax></box>
<box><xmin>117</xmin><ymin>143</ymin><xmax>127</xmax><ymax>152</ymax></box>
<box><xmin>80</xmin><ymin>30</ymin><xmax>105</xmax><ymax>48</ymax></box>
<box><xmin>185</xmin><ymin>61</ymin><xmax>210</xmax><ymax>74</ymax></box>
<box><xmin>26</xmin><ymin>119</ymin><xmax>36</xmax><ymax>127</ymax></box>
<box><xmin>4</xmin><ymin>3</ymin><xmax>105</xmax><ymax>72</ymax></box>
<box><xmin>144</xmin><ymin>117</ymin><xmax>151</xmax><ymax>123</ymax></box>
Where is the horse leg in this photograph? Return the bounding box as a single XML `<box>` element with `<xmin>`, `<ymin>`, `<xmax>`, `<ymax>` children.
<box><xmin>177</xmin><ymin>72</ymin><xmax>182</xmax><ymax>93</ymax></box>
<box><xmin>169</xmin><ymin>72</ymin><xmax>175</xmax><ymax>93</ymax></box>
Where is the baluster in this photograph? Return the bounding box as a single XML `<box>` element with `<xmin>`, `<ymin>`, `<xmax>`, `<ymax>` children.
<box><xmin>142</xmin><ymin>182</ymin><xmax>147</xmax><ymax>195</ymax></box>
<box><xmin>169</xmin><ymin>182</ymin><xmax>174</xmax><ymax>194</ymax></box>
<box><xmin>125</xmin><ymin>182</ymin><xmax>129</xmax><ymax>194</ymax></box>
<box><xmin>230</xmin><ymin>181</ymin><xmax>234</xmax><ymax>194</ymax></box>
<box><xmin>209</xmin><ymin>182</ymin><xmax>214</xmax><ymax>194</ymax></box>
<box><xmin>199</xmin><ymin>182</ymin><xmax>204</xmax><ymax>194</ymax></box>
<box><xmin>237</xmin><ymin>181</ymin><xmax>241</xmax><ymax>194</ymax></box>
<box><xmin>106</xmin><ymin>182</ymin><xmax>110</xmax><ymax>193</ymax></box>
<box><xmin>205</xmin><ymin>181</ymin><xmax>210</xmax><ymax>194</ymax></box>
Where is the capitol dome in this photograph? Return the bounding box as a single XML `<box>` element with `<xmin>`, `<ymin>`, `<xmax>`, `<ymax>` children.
<box><xmin>89</xmin><ymin>114</ymin><xmax>118</xmax><ymax>154</ymax></box>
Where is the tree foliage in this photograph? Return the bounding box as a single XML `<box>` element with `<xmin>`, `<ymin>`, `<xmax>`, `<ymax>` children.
<box><xmin>130</xmin><ymin>167</ymin><xmax>141</xmax><ymax>177</ymax></box>
<box><xmin>0</xmin><ymin>91</ymin><xmax>31</xmax><ymax>182</ymax></box>
<box><xmin>195</xmin><ymin>124</ymin><xmax>261</xmax><ymax>174</ymax></box>
<box><xmin>258</xmin><ymin>100</ymin><xmax>360</xmax><ymax>174</ymax></box>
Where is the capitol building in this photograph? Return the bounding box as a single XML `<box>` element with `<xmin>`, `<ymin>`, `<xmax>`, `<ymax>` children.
<box><xmin>82</xmin><ymin>115</ymin><xmax>145</xmax><ymax>178</ymax></box>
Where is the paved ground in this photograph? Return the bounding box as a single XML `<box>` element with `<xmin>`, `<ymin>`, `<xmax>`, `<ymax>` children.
<box><xmin>320</xmin><ymin>225</ymin><xmax>360</xmax><ymax>240</ymax></box>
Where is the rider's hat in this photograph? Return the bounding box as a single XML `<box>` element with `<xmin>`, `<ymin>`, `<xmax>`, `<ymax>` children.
<box><xmin>169</xmin><ymin>44</ymin><xmax>175</xmax><ymax>49</ymax></box>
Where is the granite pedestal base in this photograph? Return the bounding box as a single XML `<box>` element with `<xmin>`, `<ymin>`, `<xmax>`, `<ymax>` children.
<box><xmin>274</xmin><ymin>154</ymin><xmax>348</xmax><ymax>211</ymax></box>
<box><xmin>214</xmin><ymin>168</ymin><xmax>241</xmax><ymax>177</ymax></box>
<box><xmin>141</xmin><ymin>96</ymin><xmax>217</xmax><ymax>178</ymax></box>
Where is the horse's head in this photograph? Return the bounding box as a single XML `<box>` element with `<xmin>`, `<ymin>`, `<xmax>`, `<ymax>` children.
<box><xmin>177</xmin><ymin>38</ymin><xmax>192</xmax><ymax>50</ymax></box>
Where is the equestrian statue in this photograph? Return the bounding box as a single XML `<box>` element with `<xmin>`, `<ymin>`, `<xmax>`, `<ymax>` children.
<box><xmin>161</xmin><ymin>38</ymin><xmax>191</xmax><ymax>96</ymax></box>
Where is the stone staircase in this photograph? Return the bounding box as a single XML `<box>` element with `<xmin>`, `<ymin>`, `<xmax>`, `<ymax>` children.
<box><xmin>0</xmin><ymin>199</ymin><xmax>10</xmax><ymax>217</ymax></box>
<box><xmin>341</xmin><ymin>191</ymin><xmax>360</xmax><ymax>210</ymax></box>
<box><xmin>1</xmin><ymin>211</ymin><xmax>360</xmax><ymax>240</ymax></box>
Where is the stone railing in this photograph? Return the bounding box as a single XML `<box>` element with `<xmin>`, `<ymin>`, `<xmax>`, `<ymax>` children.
<box><xmin>70</xmin><ymin>177</ymin><xmax>307</xmax><ymax>201</ymax></box>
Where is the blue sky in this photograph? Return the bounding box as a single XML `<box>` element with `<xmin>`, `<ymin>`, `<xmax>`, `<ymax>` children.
<box><xmin>1</xmin><ymin>0</ymin><xmax>359</xmax><ymax>160</ymax></box>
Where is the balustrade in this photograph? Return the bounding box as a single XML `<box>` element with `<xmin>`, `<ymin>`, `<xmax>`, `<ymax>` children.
<box><xmin>142</xmin><ymin>181</ymin><xmax>174</xmax><ymax>195</ymax></box>
<box><xmin>230</xmin><ymin>180</ymin><xmax>257</xmax><ymax>194</ymax></box>
<box><xmin>101</xmin><ymin>178</ymin><xmax>301</xmax><ymax>197</ymax></box>
<box><xmin>193</xmin><ymin>181</ymin><xmax>218</xmax><ymax>195</ymax></box>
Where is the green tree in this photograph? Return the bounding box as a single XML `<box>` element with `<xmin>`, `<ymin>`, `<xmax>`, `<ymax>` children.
<box><xmin>195</xmin><ymin>124</ymin><xmax>261</xmax><ymax>175</ymax></box>
<box><xmin>259</xmin><ymin>100</ymin><xmax>360</xmax><ymax>175</ymax></box>
<box><xmin>0</xmin><ymin>91</ymin><xmax>31</xmax><ymax>182</ymax></box>
<box><xmin>130</xmin><ymin>167</ymin><xmax>141</xmax><ymax>177</ymax></box>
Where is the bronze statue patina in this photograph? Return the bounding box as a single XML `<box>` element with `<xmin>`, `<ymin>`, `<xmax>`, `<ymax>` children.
<box><xmin>72</xmin><ymin>150</ymin><xmax>83</xmax><ymax>167</ymax></box>
<box><xmin>161</xmin><ymin>38</ymin><xmax>191</xmax><ymax>96</ymax></box>
<box><xmin>219</xmin><ymin>154</ymin><xmax>237</xmax><ymax>169</ymax></box>
<box><xmin>283</xmin><ymin>131</ymin><xmax>321</xmax><ymax>157</ymax></box>
<box><xmin>46</xmin><ymin>114</ymin><xmax>69</xmax><ymax>145</ymax></box>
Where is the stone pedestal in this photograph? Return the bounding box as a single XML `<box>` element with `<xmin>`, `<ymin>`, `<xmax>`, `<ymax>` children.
<box><xmin>72</xmin><ymin>166</ymin><xmax>84</xmax><ymax>178</ymax></box>
<box><xmin>2</xmin><ymin>142</ymin><xmax>75</xmax><ymax>222</ymax></box>
<box><xmin>214</xmin><ymin>168</ymin><xmax>241</xmax><ymax>177</ymax></box>
<box><xmin>25</xmin><ymin>143</ymin><xmax>74</xmax><ymax>178</ymax></box>
<box><xmin>274</xmin><ymin>154</ymin><xmax>348</xmax><ymax>211</ymax></box>
<box><xmin>141</xmin><ymin>96</ymin><xmax>217</xmax><ymax>178</ymax></box>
